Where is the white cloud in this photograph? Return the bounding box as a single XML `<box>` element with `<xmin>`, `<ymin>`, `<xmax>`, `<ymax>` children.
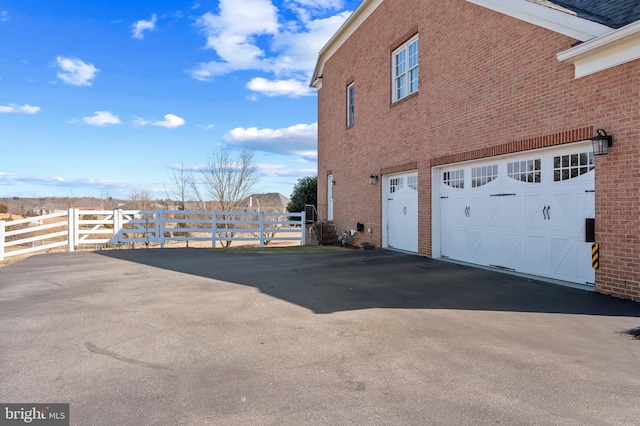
<box><xmin>224</xmin><ymin>122</ymin><xmax>317</xmax><ymax>160</ymax></box>
<box><xmin>189</xmin><ymin>1</ymin><xmax>279</xmax><ymax>81</ymax></box>
<box><xmin>0</xmin><ymin>172</ymin><xmax>131</xmax><ymax>192</ymax></box>
<box><xmin>132</xmin><ymin>14</ymin><xmax>158</xmax><ymax>39</ymax></box>
<box><xmin>271</xmin><ymin>11</ymin><xmax>351</xmax><ymax>77</ymax></box>
<box><xmin>246</xmin><ymin>77</ymin><xmax>313</xmax><ymax>97</ymax></box>
<box><xmin>0</xmin><ymin>104</ymin><xmax>41</xmax><ymax>114</ymax></box>
<box><xmin>151</xmin><ymin>114</ymin><xmax>185</xmax><ymax>128</ymax></box>
<box><xmin>0</xmin><ymin>11</ymin><xmax>9</xmax><ymax>22</ymax></box>
<box><xmin>131</xmin><ymin>117</ymin><xmax>151</xmax><ymax>127</ymax></box>
<box><xmin>55</xmin><ymin>56</ymin><xmax>99</xmax><ymax>86</ymax></box>
<box><xmin>188</xmin><ymin>2</ymin><xmax>351</xmax><ymax>97</ymax></box>
<box><xmin>80</xmin><ymin>111</ymin><xmax>121</xmax><ymax>126</ymax></box>
<box><xmin>257</xmin><ymin>163</ymin><xmax>317</xmax><ymax>178</ymax></box>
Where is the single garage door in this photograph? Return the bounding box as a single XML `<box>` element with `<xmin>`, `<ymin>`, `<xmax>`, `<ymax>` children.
<box><xmin>384</xmin><ymin>171</ymin><xmax>418</xmax><ymax>253</ymax></box>
<box><xmin>438</xmin><ymin>142</ymin><xmax>595</xmax><ymax>285</ymax></box>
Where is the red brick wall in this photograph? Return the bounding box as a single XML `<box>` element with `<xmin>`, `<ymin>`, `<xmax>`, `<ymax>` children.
<box><xmin>316</xmin><ymin>0</ymin><xmax>640</xmax><ymax>301</ymax></box>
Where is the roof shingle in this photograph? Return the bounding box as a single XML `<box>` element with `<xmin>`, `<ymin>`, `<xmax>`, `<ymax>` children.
<box><xmin>528</xmin><ymin>0</ymin><xmax>640</xmax><ymax>28</ymax></box>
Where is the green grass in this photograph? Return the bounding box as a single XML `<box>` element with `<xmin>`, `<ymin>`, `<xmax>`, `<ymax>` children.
<box><xmin>214</xmin><ymin>245</ymin><xmax>347</xmax><ymax>255</ymax></box>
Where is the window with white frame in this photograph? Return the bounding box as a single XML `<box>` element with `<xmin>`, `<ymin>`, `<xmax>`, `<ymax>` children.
<box><xmin>392</xmin><ymin>35</ymin><xmax>419</xmax><ymax>102</ymax></box>
<box><xmin>347</xmin><ymin>82</ymin><xmax>355</xmax><ymax>126</ymax></box>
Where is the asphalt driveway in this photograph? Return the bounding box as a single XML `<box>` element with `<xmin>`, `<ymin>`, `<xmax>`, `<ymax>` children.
<box><xmin>1</xmin><ymin>248</ymin><xmax>639</xmax><ymax>425</ymax></box>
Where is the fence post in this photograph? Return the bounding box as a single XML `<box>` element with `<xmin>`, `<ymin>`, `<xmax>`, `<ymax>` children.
<box><xmin>114</xmin><ymin>209</ymin><xmax>122</xmax><ymax>246</ymax></box>
<box><xmin>68</xmin><ymin>208</ymin><xmax>75</xmax><ymax>253</ymax></box>
<box><xmin>300</xmin><ymin>211</ymin><xmax>306</xmax><ymax>246</ymax></box>
<box><xmin>211</xmin><ymin>211</ymin><xmax>217</xmax><ymax>249</ymax></box>
<box><xmin>159</xmin><ymin>209</ymin><xmax>165</xmax><ymax>248</ymax></box>
<box><xmin>259</xmin><ymin>212</ymin><xmax>265</xmax><ymax>248</ymax></box>
<box><xmin>74</xmin><ymin>208</ymin><xmax>80</xmax><ymax>248</ymax></box>
<box><xmin>0</xmin><ymin>220</ymin><xmax>5</xmax><ymax>261</ymax></box>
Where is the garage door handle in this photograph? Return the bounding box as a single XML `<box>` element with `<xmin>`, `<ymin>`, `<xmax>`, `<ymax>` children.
<box><xmin>543</xmin><ymin>206</ymin><xmax>547</xmax><ymax>220</ymax></box>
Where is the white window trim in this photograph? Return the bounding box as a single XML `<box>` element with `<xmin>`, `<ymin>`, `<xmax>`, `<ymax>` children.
<box><xmin>347</xmin><ymin>82</ymin><xmax>355</xmax><ymax>126</ymax></box>
<box><xmin>392</xmin><ymin>35</ymin><xmax>419</xmax><ymax>103</ymax></box>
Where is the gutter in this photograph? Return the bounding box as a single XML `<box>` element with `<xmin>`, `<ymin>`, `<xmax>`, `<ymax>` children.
<box><xmin>557</xmin><ymin>20</ymin><xmax>640</xmax><ymax>78</ymax></box>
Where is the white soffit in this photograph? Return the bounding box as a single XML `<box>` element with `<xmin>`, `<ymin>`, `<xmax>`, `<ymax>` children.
<box><xmin>466</xmin><ymin>0</ymin><xmax>612</xmax><ymax>41</ymax></box>
<box><xmin>310</xmin><ymin>0</ymin><xmax>383</xmax><ymax>89</ymax></box>
<box><xmin>557</xmin><ymin>21</ymin><xmax>640</xmax><ymax>78</ymax></box>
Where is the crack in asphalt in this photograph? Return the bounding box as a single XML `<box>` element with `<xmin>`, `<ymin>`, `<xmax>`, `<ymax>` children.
<box><xmin>84</xmin><ymin>341</ymin><xmax>171</xmax><ymax>370</ymax></box>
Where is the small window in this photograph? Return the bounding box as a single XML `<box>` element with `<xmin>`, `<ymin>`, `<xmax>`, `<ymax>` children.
<box><xmin>471</xmin><ymin>165</ymin><xmax>498</xmax><ymax>188</ymax></box>
<box><xmin>390</xmin><ymin>177</ymin><xmax>404</xmax><ymax>193</ymax></box>
<box><xmin>392</xmin><ymin>36</ymin><xmax>418</xmax><ymax>102</ymax></box>
<box><xmin>347</xmin><ymin>82</ymin><xmax>355</xmax><ymax>126</ymax></box>
<box><xmin>508</xmin><ymin>159</ymin><xmax>541</xmax><ymax>183</ymax></box>
<box><xmin>553</xmin><ymin>151</ymin><xmax>594</xmax><ymax>182</ymax></box>
<box><xmin>443</xmin><ymin>170</ymin><xmax>464</xmax><ymax>189</ymax></box>
<box><xmin>407</xmin><ymin>175</ymin><xmax>418</xmax><ymax>190</ymax></box>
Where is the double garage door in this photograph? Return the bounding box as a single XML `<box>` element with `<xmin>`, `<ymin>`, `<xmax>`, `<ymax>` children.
<box><xmin>438</xmin><ymin>142</ymin><xmax>595</xmax><ymax>285</ymax></box>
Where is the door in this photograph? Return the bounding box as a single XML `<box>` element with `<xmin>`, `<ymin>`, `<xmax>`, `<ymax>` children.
<box><xmin>385</xmin><ymin>172</ymin><xmax>418</xmax><ymax>253</ymax></box>
<box><xmin>438</xmin><ymin>142</ymin><xmax>595</xmax><ymax>285</ymax></box>
<box><xmin>327</xmin><ymin>174</ymin><xmax>334</xmax><ymax>221</ymax></box>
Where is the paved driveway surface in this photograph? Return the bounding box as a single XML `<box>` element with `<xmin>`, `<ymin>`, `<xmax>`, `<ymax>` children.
<box><xmin>1</xmin><ymin>248</ymin><xmax>639</xmax><ymax>425</ymax></box>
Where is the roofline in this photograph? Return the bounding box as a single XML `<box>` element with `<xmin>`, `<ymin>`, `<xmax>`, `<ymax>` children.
<box><xmin>310</xmin><ymin>0</ymin><xmax>383</xmax><ymax>89</ymax></box>
<box><xmin>557</xmin><ymin>20</ymin><xmax>640</xmax><ymax>78</ymax></box>
<box><xmin>466</xmin><ymin>0</ymin><xmax>612</xmax><ymax>41</ymax></box>
<box><xmin>310</xmin><ymin>0</ymin><xmax>615</xmax><ymax>90</ymax></box>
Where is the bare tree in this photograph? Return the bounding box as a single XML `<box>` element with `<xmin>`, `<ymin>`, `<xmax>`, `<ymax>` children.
<box><xmin>165</xmin><ymin>162</ymin><xmax>198</xmax><ymax>244</ymax></box>
<box><xmin>201</xmin><ymin>146</ymin><xmax>260</xmax><ymax>247</ymax></box>
<box><xmin>129</xmin><ymin>189</ymin><xmax>155</xmax><ymax>210</ymax></box>
<box><xmin>165</xmin><ymin>162</ymin><xmax>196</xmax><ymax>210</ymax></box>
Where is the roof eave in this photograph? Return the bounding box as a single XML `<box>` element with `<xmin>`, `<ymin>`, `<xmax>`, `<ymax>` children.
<box><xmin>310</xmin><ymin>0</ymin><xmax>384</xmax><ymax>89</ymax></box>
<box><xmin>466</xmin><ymin>0</ymin><xmax>612</xmax><ymax>41</ymax></box>
<box><xmin>557</xmin><ymin>20</ymin><xmax>640</xmax><ymax>78</ymax></box>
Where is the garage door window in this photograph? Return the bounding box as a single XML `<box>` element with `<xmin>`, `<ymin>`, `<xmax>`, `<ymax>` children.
<box><xmin>553</xmin><ymin>152</ymin><xmax>594</xmax><ymax>181</ymax></box>
<box><xmin>471</xmin><ymin>165</ymin><xmax>498</xmax><ymax>187</ymax></box>
<box><xmin>443</xmin><ymin>170</ymin><xmax>464</xmax><ymax>188</ymax></box>
<box><xmin>408</xmin><ymin>175</ymin><xmax>418</xmax><ymax>190</ymax></box>
<box><xmin>508</xmin><ymin>159</ymin><xmax>541</xmax><ymax>183</ymax></box>
<box><xmin>390</xmin><ymin>177</ymin><xmax>403</xmax><ymax>193</ymax></box>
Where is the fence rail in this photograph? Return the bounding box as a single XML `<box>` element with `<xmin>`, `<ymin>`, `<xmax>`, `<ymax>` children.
<box><xmin>0</xmin><ymin>208</ymin><xmax>305</xmax><ymax>261</ymax></box>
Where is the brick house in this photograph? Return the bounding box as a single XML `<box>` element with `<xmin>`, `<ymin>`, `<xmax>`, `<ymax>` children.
<box><xmin>311</xmin><ymin>0</ymin><xmax>640</xmax><ymax>301</ymax></box>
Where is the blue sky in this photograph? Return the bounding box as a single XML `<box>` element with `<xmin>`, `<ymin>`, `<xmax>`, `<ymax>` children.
<box><xmin>0</xmin><ymin>0</ymin><xmax>359</xmax><ymax>200</ymax></box>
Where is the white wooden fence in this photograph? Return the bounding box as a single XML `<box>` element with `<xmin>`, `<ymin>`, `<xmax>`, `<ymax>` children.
<box><xmin>0</xmin><ymin>209</ymin><xmax>306</xmax><ymax>261</ymax></box>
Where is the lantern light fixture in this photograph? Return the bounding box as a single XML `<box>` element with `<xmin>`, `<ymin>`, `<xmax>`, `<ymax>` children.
<box><xmin>591</xmin><ymin>128</ymin><xmax>613</xmax><ymax>156</ymax></box>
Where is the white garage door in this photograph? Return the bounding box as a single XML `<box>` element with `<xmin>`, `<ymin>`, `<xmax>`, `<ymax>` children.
<box><xmin>438</xmin><ymin>142</ymin><xmax>595</xmax><ymax>285</ymax></box>
<box><xmin>384</xmin><ymin>172</ymin><xmax>418</xmax><ymax>253</ymax></box>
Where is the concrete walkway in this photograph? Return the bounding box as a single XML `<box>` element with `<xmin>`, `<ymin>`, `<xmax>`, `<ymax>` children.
<box><xmin>1</xmin><ymin>248</ymin><xmax>639</xmax><ymax>425</ymax></box>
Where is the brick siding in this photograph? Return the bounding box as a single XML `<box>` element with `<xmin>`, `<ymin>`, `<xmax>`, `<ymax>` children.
<box><xmin>316</xmin><ymin>0</ymin><xmax>640</xmax><ymax>301</ymax></box>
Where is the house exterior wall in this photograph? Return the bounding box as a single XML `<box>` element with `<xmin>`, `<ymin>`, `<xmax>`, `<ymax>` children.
<box><xmin>316</xmin><ymin>0</ymin><xmax>640</xmax><ymax>301</ymax></box>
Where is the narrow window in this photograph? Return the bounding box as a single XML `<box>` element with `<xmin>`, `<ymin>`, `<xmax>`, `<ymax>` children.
<box><xmin>347</xmin><ymin>82</ymin><xmax>355</xmax><ymax>126</ymax></box>
<box><xmin>393</xmin><ymin>36</ymin><xmax>419</xmax><ymax>102</ymax></box>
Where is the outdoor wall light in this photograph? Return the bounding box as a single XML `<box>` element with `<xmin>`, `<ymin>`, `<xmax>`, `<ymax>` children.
<box><xmin>591</xmin><ymin>128</ymin><xmax>613</xmax><ymax>156</ymax></box>
<box><xmin>369</xmin><ymin>174</ymin><xmax>379</xmax><ymax>185</ymax></box>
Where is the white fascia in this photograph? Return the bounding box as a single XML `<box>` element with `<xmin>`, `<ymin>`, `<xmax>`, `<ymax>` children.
<box><xmin>310</xmin><ymin>0</ymin><xmax>383</xmax><ymax>89</ymax></box>
<box><xmin>466</xmin><ymin>0</ymin><xmax>612</xmax><ymax>41</ymax></box>
<box><xmin>557</xmin><ymin>20</ymin><xmax>640</xmax><ymax>78</ymax></box>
